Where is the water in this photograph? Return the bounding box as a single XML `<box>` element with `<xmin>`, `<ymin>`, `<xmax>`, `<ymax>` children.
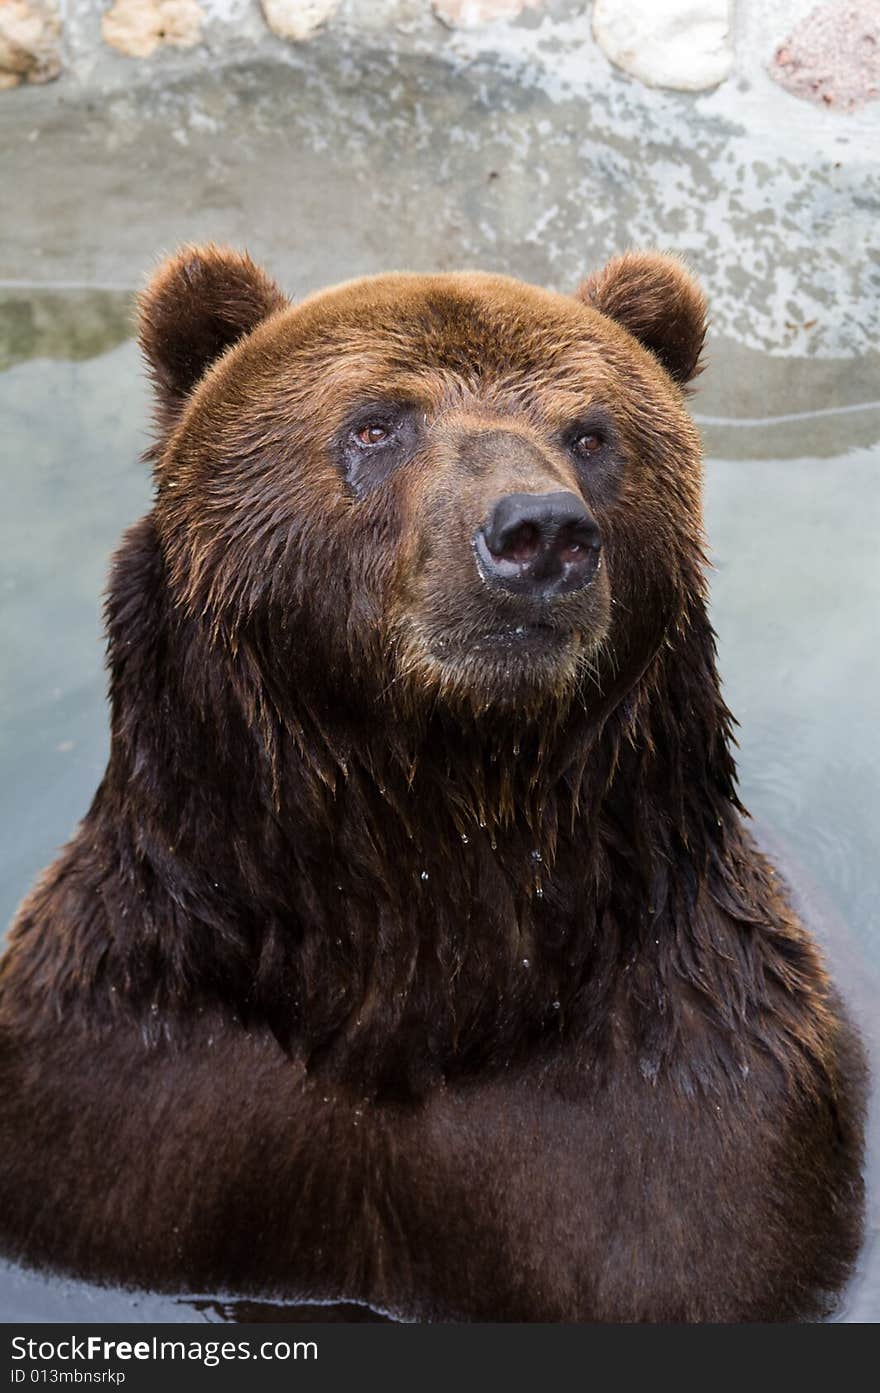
<box><xmin>701</xmin><ymin>422</ymin><xmax>880</xmax><ymax>1324</ymax></box>
<box><xmin>0</xmin><ymin>291</ymin><xmax>877</xmax><ymax>1321</ymax></box>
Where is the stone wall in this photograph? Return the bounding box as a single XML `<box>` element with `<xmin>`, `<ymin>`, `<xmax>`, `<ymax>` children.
<box><xmin>2</xmin><ymin>0</ymin><xmax>878</xmax><ymax>359</ymax></box>
<box><xmin>2</xmin><ymin>1</ymin><xmax>877</xmax><ymax>108</ymax></box>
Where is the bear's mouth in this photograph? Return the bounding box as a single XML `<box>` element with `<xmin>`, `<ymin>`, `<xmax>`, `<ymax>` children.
<box><xmin>427</xmin><ymin>618</ymin><xmax>577</xmax><ymax>664</ymax></box>
<box><xmin>385</xmin><ymin>618</ymin><xmax>588</xmax><ymax>715</ymax></box>
<box><xmin>386</xmin><ymin>563</ymin><xmax>612</xmax><ymax>713</ymax></box>
<box><xmin>467</xmin><ymin>621</ymin><xmax>563</xmax><ymax>652</ymax></box>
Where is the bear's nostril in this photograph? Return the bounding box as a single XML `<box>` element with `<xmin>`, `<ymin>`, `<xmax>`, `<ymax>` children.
<box><xmin>493</xmin><ymin>521</ymin><xmax>541</xmax><ymax>564</ymax></box>
<box><xmin>557</xmin><ymin>525</ymin><xmax>588</xmax><ymax>562</ymax></box>
<box><xmin>476</xmin><ymin>491</ymin><xmax>601</xmax><ymax>599</ymax></box>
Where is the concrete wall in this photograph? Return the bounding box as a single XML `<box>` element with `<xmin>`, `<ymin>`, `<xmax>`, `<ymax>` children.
<box><xmin>1</xmin><ymin>1</ymin><xmax>878</xmax><ymax>365</ymax></box>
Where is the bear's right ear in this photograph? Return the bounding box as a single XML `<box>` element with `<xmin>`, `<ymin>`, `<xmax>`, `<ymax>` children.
<box><xmin>575</xmin><ymin>251</ymin><xmax>707</xmax><ymax>387</ymax></box>
<box><xmin>138</xmin><ymin>245</ymin><xmax>288</xmax><ymax>430</ymax></box>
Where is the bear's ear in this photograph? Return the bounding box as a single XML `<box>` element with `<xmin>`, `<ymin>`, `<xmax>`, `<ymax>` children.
<box><xmin>576</xmin><ymin>251</ymin><xmax>707</xmax><ymax>386</ymax></box>
<box><xmin>138</xmin><ymin>245</ymin><xmax>288</xmax><ymax>423</ymax></box>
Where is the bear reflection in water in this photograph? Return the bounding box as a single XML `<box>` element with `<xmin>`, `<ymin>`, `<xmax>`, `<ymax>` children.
<box><xmin>0</xmin><ymin>248</ymin><xmax>866</xmax><ymax>1322</ymax></box>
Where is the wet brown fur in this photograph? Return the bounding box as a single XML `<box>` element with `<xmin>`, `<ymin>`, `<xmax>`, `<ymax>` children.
<box><xmin>0</xmin><ymin>248</ymin><xmax>865</xmax><ymax>1321</ymax></box>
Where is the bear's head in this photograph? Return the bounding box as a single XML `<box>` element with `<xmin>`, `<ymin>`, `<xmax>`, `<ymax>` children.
<box><xmin>140</xmin><ymin>246</ymin><xmax>706</xmax><ymax>725</ymax></box>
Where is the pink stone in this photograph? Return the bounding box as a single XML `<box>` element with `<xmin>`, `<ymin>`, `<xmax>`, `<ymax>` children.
<box><xmin>770</xmin><ymin>1</ymin><xmax>880</xmax><ymax>111</ymax></box>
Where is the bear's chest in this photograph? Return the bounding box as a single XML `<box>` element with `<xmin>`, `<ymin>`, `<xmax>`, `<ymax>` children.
<box><xmin>0</xmin><ymin>1013</ymin><xmax>843</xmax><ymax>1322</ymax></box>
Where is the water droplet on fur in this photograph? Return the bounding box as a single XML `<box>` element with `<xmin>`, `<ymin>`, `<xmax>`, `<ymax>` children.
<box><xmin>639</xmin><ymin>1056</ymin><xmax>659</xmax><ymax>1084</ymax></box>
<box><xmin>512</xmin><ymin>743</ymin><xmax>520</xmax><ymax>756</ymax></box>
<box><xmin>514</xmin><ymin>625</ymin><xmax>525</xmax><ymax>635</ymax></box>
<box><xmin>522</xmin><ymin>958</ymin><xmax>530</xmax><ymax>968</ymax></box>
<box><xmin>535</xmin><ymin>885</ymin><xmax>544</xmax><ymax>898</ymax></box>
<box><xmin>479</xmin><ymin>817</ymin><xmax>487</xmax><ymax>828</ymax></box>
<box><xmin>531</xmin><ymin>849</ymin><xmax>542</xmax><ymax>862</ymax></box>
<box><xmin>150</xmin><ymin>1003</ymin><xmax>159</xmax><ymax>1014</ymax></box>
<box><xmin>552</xmin><ymin>1000</ymin><xmax>561</xmax><ymax>1010</ymax></box>
<box><xmin>420</xmin><ymin>870</ymin><xmax>429</xmax><ymax>881</ymax></box>
<box><xmin>461</xmin><ymin>833</ymin><xmax>469</xmax><ymax>844</ymax></box>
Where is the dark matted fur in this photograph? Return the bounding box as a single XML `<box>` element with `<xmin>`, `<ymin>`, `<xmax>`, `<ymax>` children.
<box><xmin>0</xmin><ymin>248</ymin><xmax>865</xmax><ymax>1321</ymax></box>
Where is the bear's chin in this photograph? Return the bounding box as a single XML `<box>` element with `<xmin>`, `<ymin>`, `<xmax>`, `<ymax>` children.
<box><xmin>390</xmin><ymin>623</ymin><xmax>599</xmax><ymax>719</ymax></box>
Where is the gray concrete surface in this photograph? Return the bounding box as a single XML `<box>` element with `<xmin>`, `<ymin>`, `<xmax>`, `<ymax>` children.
<box><xmin>2</xmin><ymin>0</ymin><xmax>879</xmax><ymax>359</ymax></box>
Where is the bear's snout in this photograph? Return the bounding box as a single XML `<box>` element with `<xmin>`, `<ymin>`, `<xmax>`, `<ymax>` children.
<box><xmin>474</xmin><ymin>490</ymin><xmax>601</xmax><ymax>600</ymax></box>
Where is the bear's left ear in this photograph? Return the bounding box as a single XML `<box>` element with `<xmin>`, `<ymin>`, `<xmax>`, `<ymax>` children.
<box><xmin>576</xmin><ymin>251</ymin><xmax>707</xmax><ymax>386</ymax></box>
<box><xmin>138</xmin><ymin>244</ymin><xmax>289</xmax><ymax>427</ymax></box>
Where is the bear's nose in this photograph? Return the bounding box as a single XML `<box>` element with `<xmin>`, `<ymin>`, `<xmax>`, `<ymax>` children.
<box><xmin>474</xmin><ymin>491</ymin><xmax>602</xmax><ymax>598</ymax></box>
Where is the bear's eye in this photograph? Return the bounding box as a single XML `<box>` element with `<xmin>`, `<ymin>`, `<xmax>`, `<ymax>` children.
<box><xmin>571</xmin><ymin>430</ymin><xmax>604</xmax><ymax>459</ymax></box>
<box><xmin>354</xmin><ymin>422</ymin><xmax>391</xmax><ymax>448</ymax></box>
<box><xmin>338</xmin><ymin>406</ymin><xmax>420</xmax><ymax>496</ymax></box>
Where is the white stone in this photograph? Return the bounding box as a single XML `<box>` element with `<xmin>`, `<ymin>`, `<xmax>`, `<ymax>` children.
<box><xmin>102</xmin><ymin>0</ymin><xmax>205</xmax><ymax>59</ymax></box>
<box><xmin>433</xmin><ymin>0</ymin><xmax>545</xmax><ymax>31</ymax></box>
<box><xmin>0</xmin><ymin>0</ymin><xmax>61</xmax><ymax>88</ymax></box>
<box><xmin>592</xmin><ymin>0</ymin><xmax>734</xmax><ymax>93</ymax></box>
<box><xmin>261</xmin><ymin>0</ymin><xmax>342</xmax><ymax>43</ymax></box>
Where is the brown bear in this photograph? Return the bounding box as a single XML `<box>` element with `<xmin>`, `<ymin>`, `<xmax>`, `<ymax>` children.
<box><xmin>0</xmin><ymin>247</ymin><xmax>866</xmax><ymax>1322</ymax></box>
